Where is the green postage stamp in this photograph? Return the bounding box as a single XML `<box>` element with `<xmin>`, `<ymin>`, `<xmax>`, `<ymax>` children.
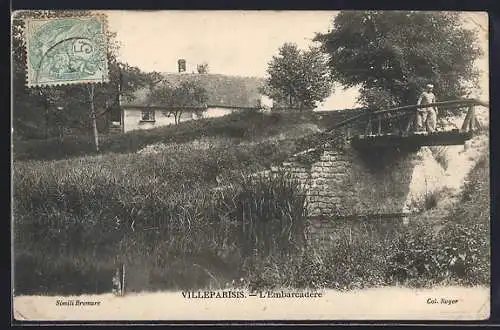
<box><xmin>25</xmin><ymin>14</ymin><xmax>109</xmax><ymax>87</ymax></box>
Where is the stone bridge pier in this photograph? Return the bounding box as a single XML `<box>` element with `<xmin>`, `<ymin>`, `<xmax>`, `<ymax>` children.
<box><xmin>273</xmin><ymin>143</ymin><xmax>447</xmax><ymax>223</ymax></box>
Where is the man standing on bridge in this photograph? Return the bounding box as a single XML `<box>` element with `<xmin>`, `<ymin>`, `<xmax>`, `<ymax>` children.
<box><xmin>416</xmin><ymin>84</ymin><xmax>438</xmax><ymax>133</ymax></box>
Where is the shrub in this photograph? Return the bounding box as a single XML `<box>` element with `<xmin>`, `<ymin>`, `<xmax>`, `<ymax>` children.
<box><xmin>386</xmin><ymin>152</ymin><xmax>490</xmax><ymax>287</ymax></box>
<box><xmin>386</xmin><ymin>219</ymin><xmax>489</xmax><ymax>287</ymax></box>
<box><xmin>423</xmin><ymin>190</ymin><xmax>439</xmax><ymax>210</ymax></box>
<box><xmin>408</xmin><ymin>188</ymin><xmax>451</xmax><ymax>213</ymax></box>
<box><xmin>228</xmin><ymin>171</ymin><xmax>308</xmax><ymax>259</ymax></box>
<box><xmin>245</xmin><ymin>219</ymin><xmax>403</xmax><ymax>291</ymax></box>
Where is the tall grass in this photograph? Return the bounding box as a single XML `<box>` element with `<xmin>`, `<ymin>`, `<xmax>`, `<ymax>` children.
<box><xmin>13</xmin><ymin>147</ymin><xmax>309</xmax><ymax>294</ymax></box>
<box><xmin>245</xmin><ymin>219</ymin><xmax>404</xmax><ymax>291</ymax></box>
<box><xmin>13</xmin><ymin>110</ymin><xmax>332</xmax><ymax>161</ymax></box>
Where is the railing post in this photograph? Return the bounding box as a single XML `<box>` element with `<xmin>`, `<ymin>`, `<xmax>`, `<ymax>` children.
<box><xmin>365</xmin><ymin>118</ymin><xmax>372</xmax><ymax>135</ymax></box>
<box><xmin>470</xmin><ymin>106</ymin><xmax>477</xmax><ymax>132</ymax></box>
<box><xmin>377</xmin><ymin>115</ymin><xmax>382</xmax><ymax>135</ymax></box>
<box><xmin>461</xmin><ymin>105</ymin><xmax>475</xmax><ymax>132</ymax></box>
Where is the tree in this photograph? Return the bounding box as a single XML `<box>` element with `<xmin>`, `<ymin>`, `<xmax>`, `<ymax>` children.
<box><xmin>263</xmin><ymin>42</ymin><xmax>333</xmax><ymax>111</ymax></box>
<box><xmin>147</xmin><ymin>80</ymin><xmax>208</xmax><ymax>124</ymax></box>
<box><xmin>314</xmin><ymin>11</ymin><xmax>484</xmax><ymax>111</ymax></box>
<box><xmin>197</xmin><ymin>63</ymin><xmax>209</xmax><ymax>74</ymax></box>
<box><xmin>108</xmin><ymin>62</ymin><xmax>157</xmax><ymax>110</ymax></box>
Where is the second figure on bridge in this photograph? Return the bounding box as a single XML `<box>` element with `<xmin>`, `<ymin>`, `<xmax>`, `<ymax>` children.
<box><xmin>416</xmin><ymin>84</ymin><xmax>438</xmax><ymax>133</ymax></box>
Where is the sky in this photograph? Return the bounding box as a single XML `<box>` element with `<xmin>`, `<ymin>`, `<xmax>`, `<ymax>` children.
<box><xmin>104</xmin><ymin>10</ymin><xmax>489</xmax><ymax>109</ymax></box>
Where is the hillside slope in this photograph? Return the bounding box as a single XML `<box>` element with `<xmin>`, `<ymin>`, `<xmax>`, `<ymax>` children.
<box><xmin>13</xmin><ymin>109</ymin><xmax>364</xmax><ymax>161</ymax></box>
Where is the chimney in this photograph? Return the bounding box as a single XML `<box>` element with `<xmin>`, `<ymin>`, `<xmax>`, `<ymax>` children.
<box><xmin>178</xmin><ymin>59</ymin><xmax>186</xmax><ymax>73</ymax></box>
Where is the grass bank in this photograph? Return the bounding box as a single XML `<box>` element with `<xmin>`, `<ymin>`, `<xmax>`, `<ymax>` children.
<box><xmin>13</xmin><ymin>110</ymin><xmax>340</xmax><ymax>161</ymax></box>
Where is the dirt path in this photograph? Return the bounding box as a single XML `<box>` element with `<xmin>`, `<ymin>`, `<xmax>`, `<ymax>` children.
<box><xmin>13</xmin><ymin>285</ymin><xmax>489</xmax><ymax>321</ymax></box>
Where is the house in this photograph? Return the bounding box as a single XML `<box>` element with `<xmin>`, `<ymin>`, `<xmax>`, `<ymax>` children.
<box><xmin>119</xmin><ymin>72</ymin><xmax>270</xmax><ymax>133</ymax></box>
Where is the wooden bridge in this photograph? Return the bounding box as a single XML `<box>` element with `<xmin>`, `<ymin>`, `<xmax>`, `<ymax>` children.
<box><xmin>330</xmin><ymin>99</ymin><xmax>489</xmax><ymax>149</ymax></box>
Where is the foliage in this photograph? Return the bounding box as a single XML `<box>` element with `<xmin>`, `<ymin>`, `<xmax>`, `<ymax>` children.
<box><xmin>197</xmin><ymin>62</ymin><xmax>209</xmax><ymax>74</ymax></box>
<box><xmin>263</xmin><ymin>43</ymin><xmax>333</xmax><ymax>111</ymax></box>
<box><xmin>315</xmin><ymin>11</ymin><xmax>483</xmax><ymax>111</ymax></box>
<box><xmin>248</xmin><ymin>201</ymin><xmax>489</xmax><ymax>290</ymax></box>
<box><xmin>423</xmin><ymin>191</ymin><xmax>439</xmax><ymax>211</ymax></box>
<box><xmin>387</xmin><ymin>152</ymin><xmax>490</xmax><ymax>287</ymax></box>
<box><xmin>450</xmin><ymin>153</ymin><xmax>489</xmax><ymax>224</ymax></box>
<box><xmin>246</xmin><ymin>220</ymin><xmax>401</xmax><ymax>291</ymax></box>
<box><xmin>386</xmin><ymin>220</ymin><xmax>489</xmax><ymax>287</ymax></box>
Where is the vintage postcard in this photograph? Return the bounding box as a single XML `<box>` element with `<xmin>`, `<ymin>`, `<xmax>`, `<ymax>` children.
<box><xmin>11</xmin><ymin>10</ymin><xmax>490</xmax><ymax>322</ymax></box>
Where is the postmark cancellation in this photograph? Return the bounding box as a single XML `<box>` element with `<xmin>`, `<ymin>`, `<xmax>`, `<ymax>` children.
<box><xmin>24</xmin><ymin>14</ymin><xmax>109</xmax><ymax>87</ymax></box>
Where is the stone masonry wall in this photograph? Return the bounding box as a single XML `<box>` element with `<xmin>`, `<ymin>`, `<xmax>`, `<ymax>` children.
<box><xmin>269</xmin><ymin>143</ymin><xmax>448</xmax><ymax>245</ymax></box>
<box><xmin>274</xmin><ymin>146</ymin><xmax>419</xmax><ymax>218</ymax></box>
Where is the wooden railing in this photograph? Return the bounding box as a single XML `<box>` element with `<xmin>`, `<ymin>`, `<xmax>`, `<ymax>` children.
<box><xmin>328</xmin><ymin>99</ymin><xmax>489</xmax><ymax>139</ymax></box>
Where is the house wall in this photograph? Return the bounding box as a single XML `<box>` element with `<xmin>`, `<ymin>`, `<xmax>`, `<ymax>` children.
<box><xmin>260</xmin><ymin>95</ymin><xmax>273</xmax><ymax>109</ymax></box>
<box><xmin>203</xmin><ymin>107</ymin><xmax>236</xmax><ymax>118</ymax></box>
<box><xmin>122</xmin><ymin>108</ymin><xmax>175</xmax><ymax>133</ymax></box>
<box><xmin>122</xmin><ymin>106</ymin><xmax>244</xmax><ymax>132</ymax></box>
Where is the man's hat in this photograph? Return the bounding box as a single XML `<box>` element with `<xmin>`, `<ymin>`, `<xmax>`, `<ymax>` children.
<box><xmin>426</xmin><ymin>84</ymin><xmax>434</xmax><ymax>88</ymax></box>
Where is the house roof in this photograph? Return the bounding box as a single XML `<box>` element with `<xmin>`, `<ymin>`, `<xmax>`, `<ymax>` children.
<box><xmin>121</xmin><ymin>73</ymin><xmax>266</xmax><ymax>108</ymax></box>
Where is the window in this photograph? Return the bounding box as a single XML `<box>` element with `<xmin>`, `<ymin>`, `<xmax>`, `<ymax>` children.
<box><xmin>141</xmin><ymin>110</ymin><xmax>155</xmax><ymax>122</ymax></box>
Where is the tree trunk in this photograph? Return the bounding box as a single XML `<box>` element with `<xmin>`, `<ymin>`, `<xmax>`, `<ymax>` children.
<box><xmin>175</xmin><ymin>111</ymin><xmax>182</xmax><ymax>125</ymax></box>
<box><xmin>89</xmin><ymin>85</ymin><xmax>99</xmax><ymax>152</ymax></box>
<box><xmin>41</xmin><ymin>90</ymin><xmax>49</xmax><ymax>139</ymax></box>
<box><xmin>44</xmin><ymin>102</ymin><xmax>49</xmax><ymax>139</ymax></box>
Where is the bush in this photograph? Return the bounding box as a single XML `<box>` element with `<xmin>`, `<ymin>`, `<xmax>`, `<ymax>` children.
<box><xmin>408</xmin><ymin>187</ymin><xmax>453</xmax><ymax>213</ymax></box>
<box><xmin>386</xmin><ymin>219</ymin><xmax>489</xmax><ymax>287</ymax></box>
<box><xmin>245</xmin><ymin>219</ymin><xmax>403</xmax><ymax>291</ymax></box>
<box><xmin>228</xmin><ymin>171</ymin><xmax>308</xmax><ymax>258</ymax></box>
<box><xmin>386</xmin><ymin>152</ymin><xmax>490</xmax><ymax>287</ymax></box>
<box><xmin>423</xmin><ymin>190</ymin><xmax>439</xmax><ymax>210</ymax></box>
